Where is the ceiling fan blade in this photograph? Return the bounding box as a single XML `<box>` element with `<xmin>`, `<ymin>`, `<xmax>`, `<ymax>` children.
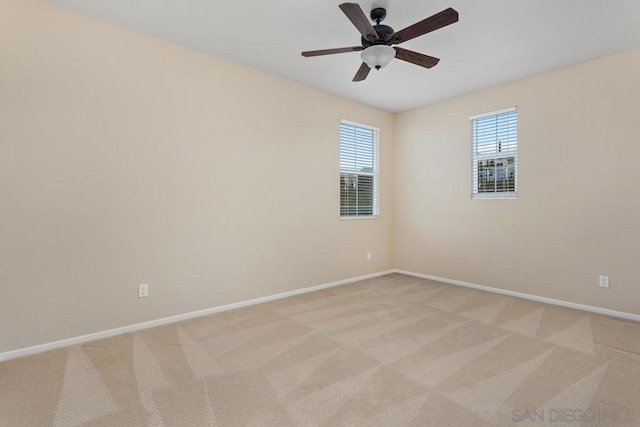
<box><xmin>339</xmin><ymin>3</ymin><xmax>379</xmax><ymax>42</ymax></box>
<box><xmin>391</xmin><ymin>7</ymin><xmax>458</xmax><ymax>44</ymax></box>
<box><xmin>301</xmin><ymin>46</ymin><xmax>364</xmax><ymax>57</ymax></box>
<box><xmin>353</xmin><ymin>62</ymin><xmax>371</xmax><ymax>82</ymax></box>
<box><xmin>394</xmin><ymin>47</ymin><xmax>440</xmax><ymax>69</ymax></box>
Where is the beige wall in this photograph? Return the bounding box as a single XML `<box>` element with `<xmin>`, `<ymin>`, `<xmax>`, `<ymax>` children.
<box><xmin>0</xmin><ymin>0</ymin><xmax>395</xmax><ymax>353</ymax></box>
<box><xmin>395</xmin><ymin>47</ymin><xmax>640</xmax><ymax>315</ymax></box>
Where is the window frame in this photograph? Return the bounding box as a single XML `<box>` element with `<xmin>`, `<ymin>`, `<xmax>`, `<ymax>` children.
<box><xmin>339</xmin><ymin>119</ymin><xmax>380</xmax><ymax>220</ymax></box>
<box><xmin>470</xmin><ymin>107</ymin><xmax>518</xmax><ymax>200</ymax></box>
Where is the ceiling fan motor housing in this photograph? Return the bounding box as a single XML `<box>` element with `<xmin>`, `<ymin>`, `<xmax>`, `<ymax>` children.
<box><xmin>361</xmin><ymin>24</ymin><xmax>395</xmax><ymax>47</ymax></box>
<box><xmin>360</xmin><ymin>8</ymin><xmax>396</xmax><ymax>47</ymax></box>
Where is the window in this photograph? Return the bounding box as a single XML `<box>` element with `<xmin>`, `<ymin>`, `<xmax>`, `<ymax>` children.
<box><xmin>471</xmin><ymin>107</ymin><xmax>518</xmax><ymax>199</ymax></box>
<box><xmin>340</xmin><ymin>120</ymin><xmax>379</xmax><ymax>218</ymax></box>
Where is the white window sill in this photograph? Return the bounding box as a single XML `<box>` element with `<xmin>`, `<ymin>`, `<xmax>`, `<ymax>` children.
<box><xmin>340</xmin><ymin>215</ymin><xmax>379</xmax><ymax>221</ymax></box>
<box><xmin>472</xmin><ymin>193</ymin><xmax>518</xmax><ymax>200</ymax></box>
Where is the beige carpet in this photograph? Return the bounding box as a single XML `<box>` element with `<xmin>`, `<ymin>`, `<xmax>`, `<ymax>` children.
<box><xmin>1</xmin><ymin>273</ymin><xmax>639</xmax><ymax>426</ymax></box>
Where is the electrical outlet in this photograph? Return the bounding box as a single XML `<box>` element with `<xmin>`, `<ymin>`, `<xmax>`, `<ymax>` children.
<box><xmin>367</xmin><ymin>251</ymin><xmax>372</xmax><ymax>261</ymax></box>
<box><xmin>599</xmin><ymin>276</ymin><xmax>609</xmax><ymax>289</ymax></box>
<box><xmin>138</xmin><ymin>283</ymin><xmax>149</xmax><ymax>298</ymax></box>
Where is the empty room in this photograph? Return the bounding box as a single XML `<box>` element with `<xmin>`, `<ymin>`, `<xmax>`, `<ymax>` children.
<box><xmin>2</xmin><ymin>0</ymin><xmax>640</xmax><ymax>425</ymax></box>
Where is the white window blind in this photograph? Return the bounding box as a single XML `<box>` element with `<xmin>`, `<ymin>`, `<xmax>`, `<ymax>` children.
<box><xmin>340</xmin><ymin>121</ymin><xmax>379</xmax><ymax>217</ymax></box>
<box><xmin>471</xmin><ymin>107</ymin><xmax>518</xmax><ymax>199</ymax></box>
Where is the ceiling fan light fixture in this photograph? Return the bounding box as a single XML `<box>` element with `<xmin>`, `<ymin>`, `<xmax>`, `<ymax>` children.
<box><xmin>361</xmin><ymin>45</ymin><xmax>396</xmax><ymax>70</ymax></box>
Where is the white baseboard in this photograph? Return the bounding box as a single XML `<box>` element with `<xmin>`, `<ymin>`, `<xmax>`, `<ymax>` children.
<box><xmin>0</xmin><ymin>270</ymin><xmax>394</xmax><ymax>363</ymax></box>
<box><xmin>394</xmin><ymin>269</ymin><xmax>640</xmax><ymax>323</ymax></box>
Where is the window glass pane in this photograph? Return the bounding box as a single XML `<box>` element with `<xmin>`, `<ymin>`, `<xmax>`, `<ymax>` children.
<box><xmin>476</xmin><ymin>157</ymin><xmax>516</xmax><ymax>193</ymax></box>
<box><xmin>472</xmin><ymin>109</ymin><xmax>518</xmax><ymax>198</ymax></box>
<box><xmin>340</xmin><ymin>122</ymin><xmax>378</xmax><ymax>217</ymax></box>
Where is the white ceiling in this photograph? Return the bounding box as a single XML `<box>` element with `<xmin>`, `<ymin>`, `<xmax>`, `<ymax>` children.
<box><xmin>45</xmin><ymin>0</ymin><xmax>640</xmax><ymax>113</ymax></box>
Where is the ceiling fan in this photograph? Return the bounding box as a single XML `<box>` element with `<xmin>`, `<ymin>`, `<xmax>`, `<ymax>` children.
<box><xmin>301</xmin><ymin>3</ymin><xmax>459</xmax><ymax>82</ymax></box>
